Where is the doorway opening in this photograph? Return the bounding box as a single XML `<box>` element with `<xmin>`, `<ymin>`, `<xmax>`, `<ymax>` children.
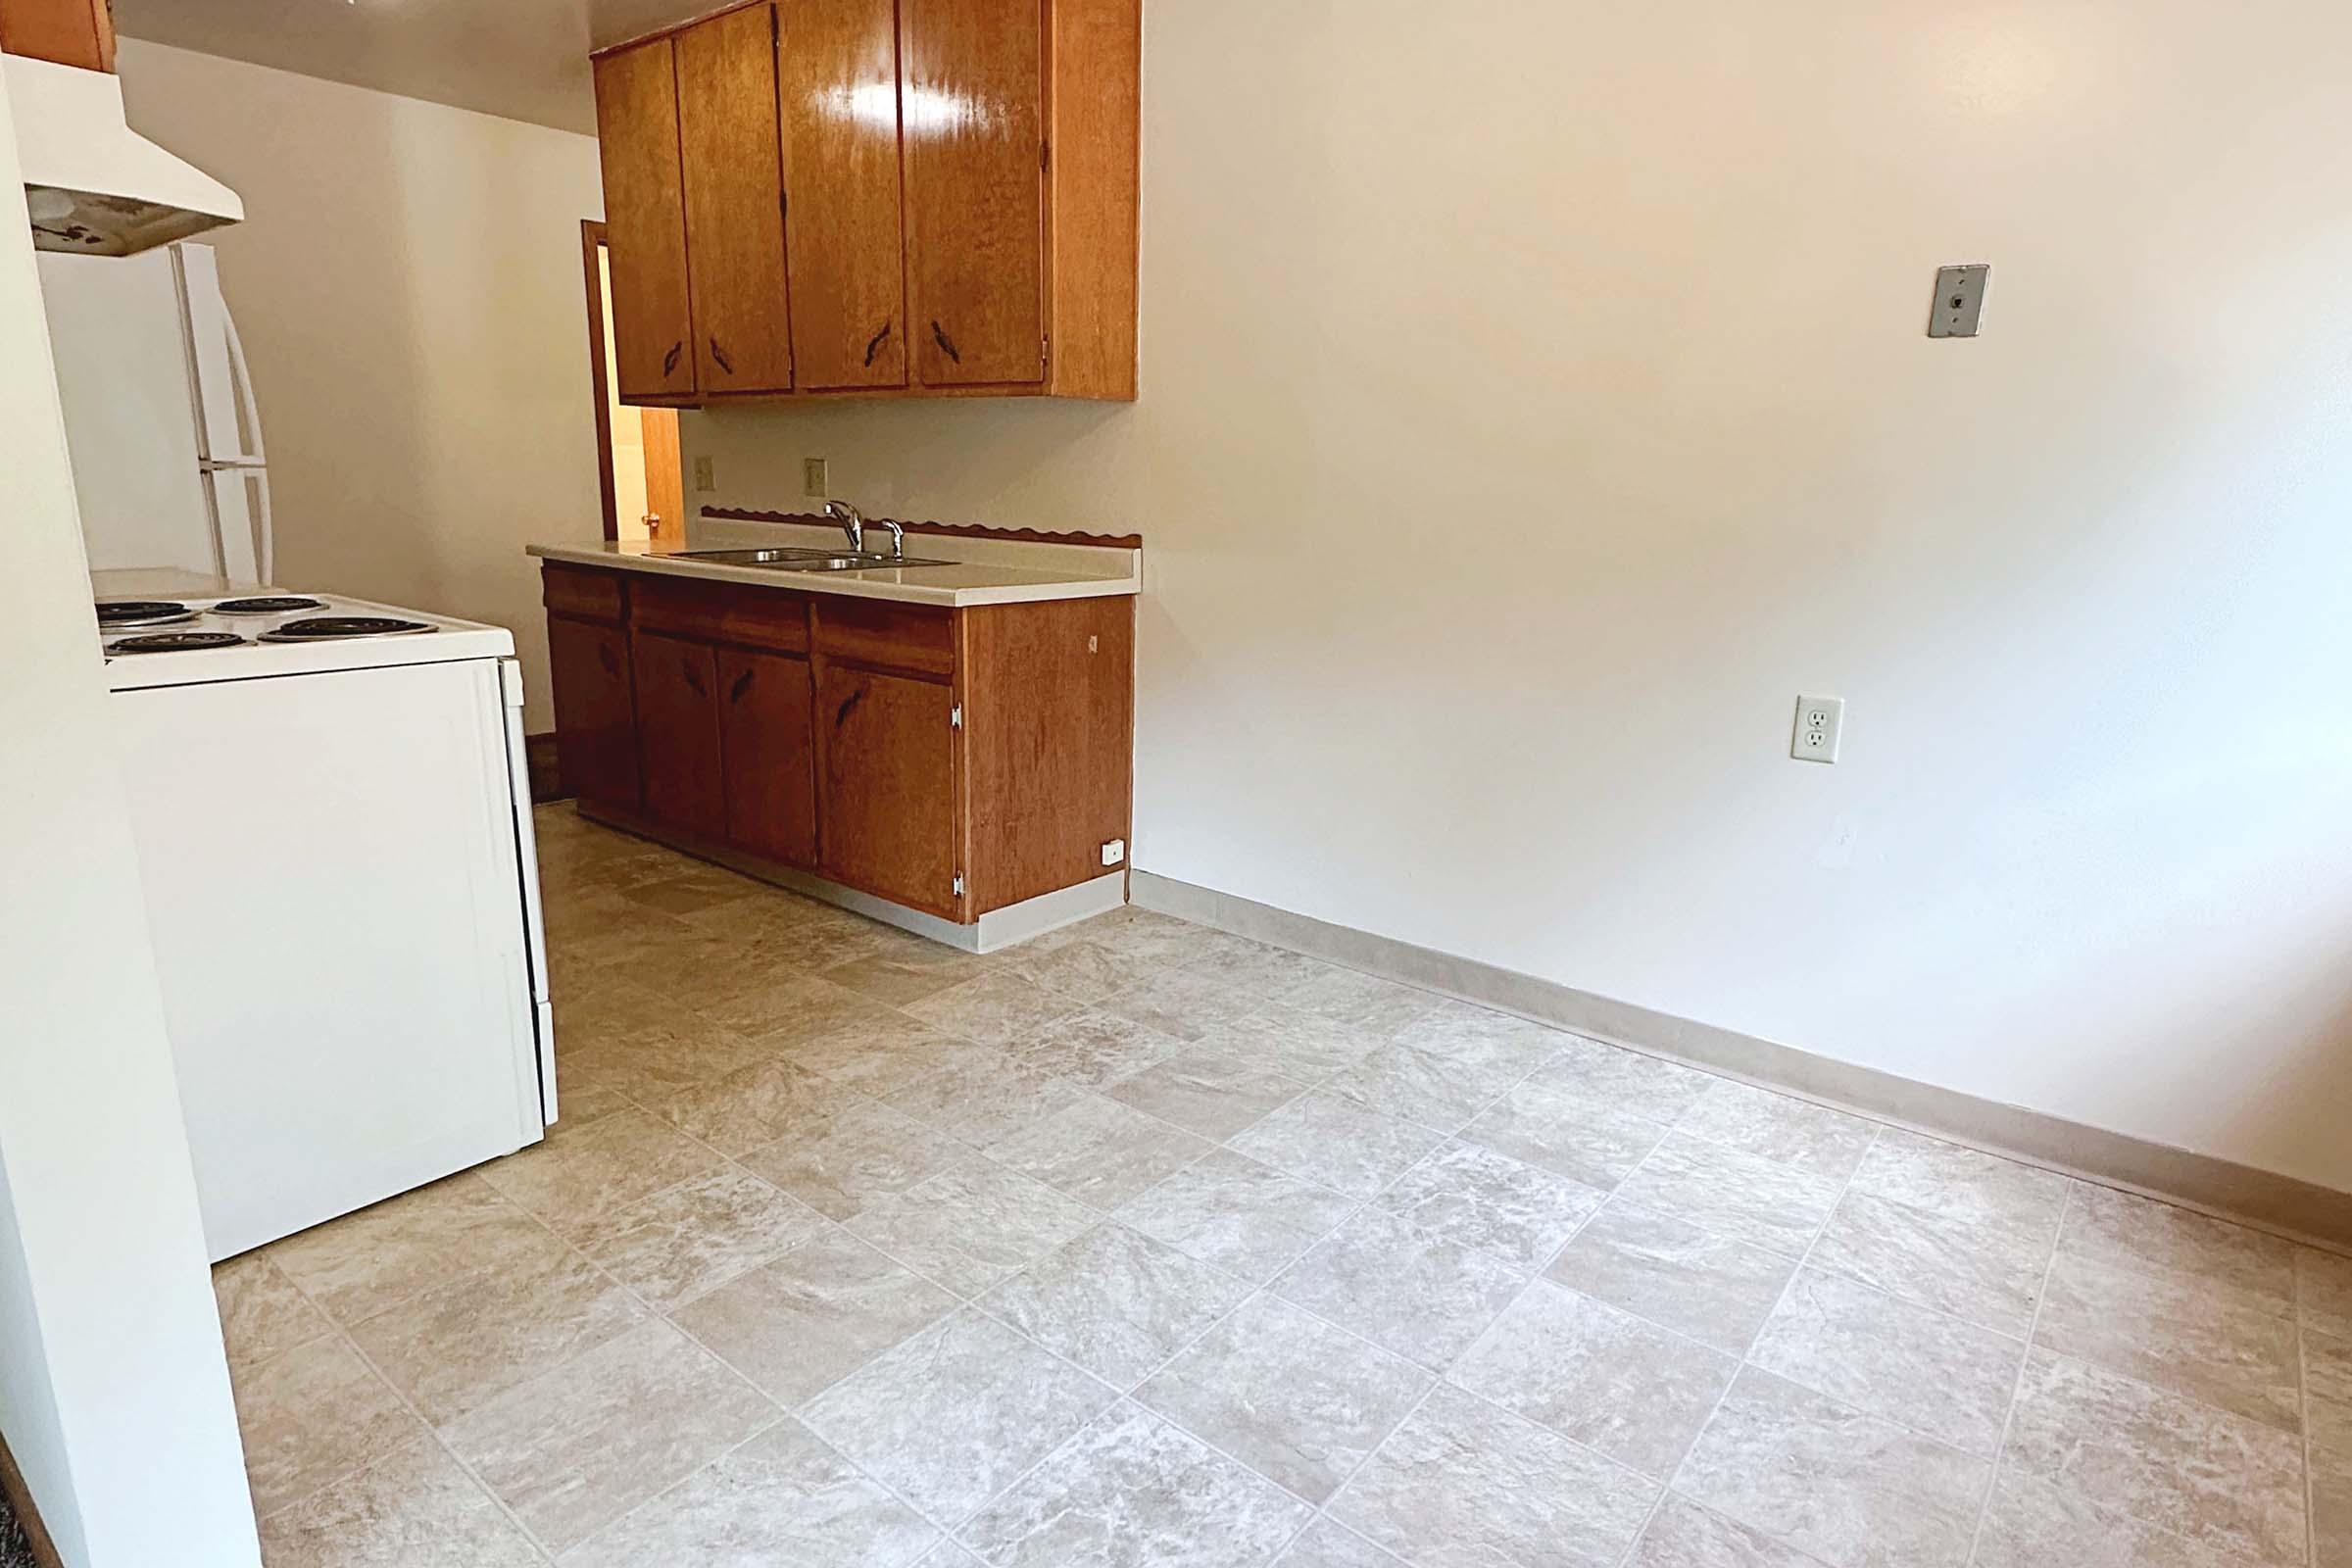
<box><xmin>580</xmin><ymin>220</ymin><xmax>681</xmax><ymax>545</ymax></box>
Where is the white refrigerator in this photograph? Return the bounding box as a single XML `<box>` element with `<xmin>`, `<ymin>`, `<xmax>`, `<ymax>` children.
<box><xmin>38</xmin><ymin>241</ymin><xmax>273</xmax><ymax>583</ymax></box>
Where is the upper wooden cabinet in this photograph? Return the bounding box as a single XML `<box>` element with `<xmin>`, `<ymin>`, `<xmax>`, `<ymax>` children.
<box><xmin>0</xmin><ymin>0</ymin><xmax>117</xmax><ymax>71</ymax></box>
<box><xmin>902</xmin><ymin>0</ymin><xmax>1044</xmax><ymax>388</ymax></box>
<box><xmin>779</xmin><ymin>0</ymin><xmax>909</xmax><ymax>390</ymax></box>
<box><xmin>591</xmin><ymin>0</ymin><xmax>1138</xmax><ymax>409</ymax></box>
<box><xmin>677</xmin><ymin>3</ymin><xmax>796</xmax><ymax>394</ymax></box>
<box><xmin>592</xmin><ymin>37</ymin><xmax>697</xmax><ymax>399</ymax></box>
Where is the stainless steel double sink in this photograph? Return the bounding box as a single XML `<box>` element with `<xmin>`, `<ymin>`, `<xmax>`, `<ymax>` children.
<box><xmin>673</xmin><ymin>547</ymin><xmax>952</xmax><ymax>573</ymax></box>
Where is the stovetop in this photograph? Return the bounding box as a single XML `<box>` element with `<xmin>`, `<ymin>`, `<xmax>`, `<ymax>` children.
<box><xmin>94</xmin><ymin>595</ymin><xmax>442</xmax><ymax>656</ymax></box>
<box><xmin>92</xmin><ymin>589</ymin><xmax>515</xmax><ymax>691</ymax></box>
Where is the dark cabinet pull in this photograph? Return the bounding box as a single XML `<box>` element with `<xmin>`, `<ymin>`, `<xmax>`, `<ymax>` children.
<box><xmin>931</xmin><ymin>320</ymin><xmax>960</xmax><ymax>365</ymax></box>
<box><xmin>863</xmin><ymin>319</ymin><xmax>894</xmax><ymax>367</ymax></box>
<box><xmin>662</xmin><ymin>341</ymin><xmax>683</xmax><ymax>376</ymax></box>
<box><xmin>681</xmin><ymin>658</ymin><xmax>706</xmax><ymax>697</ymax></box>
<box><xmin>596</xmin><ymin>642</ymin><xmax>618</xmax><ymax>677</ymax></box>
<box><xmin>834</xmin><ymin>687</ymin><xmax>863</xmax><ymax>728</ymax></box>
<box><xmin>709</xmin><ymin>337</ymin><xmax>735</xmax><ymax>375</ymax></box>
<box><xmin>729</xmin><ymin>669</ymin><xmax>755</xmax><ymax>703</ymax></box>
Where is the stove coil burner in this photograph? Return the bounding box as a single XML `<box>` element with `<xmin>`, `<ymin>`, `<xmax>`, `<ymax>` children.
<box><xmin>96</xmin><ymin>600</ymin><xmax>196</xmax><ymax>630</ymax></box>
<box><xmin>260</xmin><ymin>616</ymin><xmax>437</xmax><ymax>643</ymax></box>
<box><xmin>210</xmin><ymin>596</ymin><xmax>328</xmax><ymax>615</ymax></box>
<box><xmin>108</xmin><ymin>630</ymin><xmax>251</xmax><ymax>655</ymax></box>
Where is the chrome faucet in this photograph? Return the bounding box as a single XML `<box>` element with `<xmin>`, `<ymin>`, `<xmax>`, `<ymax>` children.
<box><xmin>824</xmin><ymin>498</ymin><xmax>904</xmax><ymax>562</ymax></box>
<box><xmin>823</xmin><ymin>498</ymin><xmax>864</xmax><ymax>555</ymax></box>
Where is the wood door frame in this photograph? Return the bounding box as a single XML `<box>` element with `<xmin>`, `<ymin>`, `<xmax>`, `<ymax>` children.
<box><xmin>582</xmin><ymin>219</ymin><xmax>687</xmax><ymax>544</ymax></box>
<box><xmin>580</xmin><ymin>219</ymin><xmax>621</xmax><ymax>543</ymax></box>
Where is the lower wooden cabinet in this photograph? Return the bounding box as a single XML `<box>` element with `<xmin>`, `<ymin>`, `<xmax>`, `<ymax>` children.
<box><xmin>544</xmin><ymin>613</ymin><xmax>640</xmax><ymax>810</ymax></box>
<box><xmin>718</xmin><ymin>647</ymin><xmax>817</xmax><ymax>868</ymax></box>
<box><xmin>541</xmin><ymin>560</ymin><xmax>1134</xmax><ymax>925</ymax></box>
<box><xmin>632</xmin><ymin>629</ymin><xmax>726</xmax><ymax>839</ymax></box>
<box><xmin>817</xmin><ymin>663</ymin><xmax>956</xmax><ymax>913</ymax></box>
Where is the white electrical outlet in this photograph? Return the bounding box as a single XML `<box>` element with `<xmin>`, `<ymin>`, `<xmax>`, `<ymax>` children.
<box><xmin>1791</xmin><ymin>696</ymin><xmax>1844</xmax><ymax>763</ymax></box>
<box><xmin>693</xmin><ymin>456</ymin><xmax>715</xmax><ymax>493</ymax></box>
<box><xmin>803</xmin><ymin>457</ymin><xmax>829</xmax><ymax>497</ymax></box>
<box><xmin>1101</xmin><ymin>838</ymin><xmax>1126</xmax><ymax>867</ymax></box>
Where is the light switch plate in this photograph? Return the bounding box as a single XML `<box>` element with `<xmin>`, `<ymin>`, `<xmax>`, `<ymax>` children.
<box><xmin>1792</xmin><ymin>696</ymin><xmax>1844</xmax><ymax>763</ymax></box>
<box><xmin>1928</xmin><ymin>264</ymin><xmax>1989</xmax><ymax>338</ymax></box>
<box><xmin>803</xmin><ymin>457</ymin><xmax>828</xmax><ymax>497</ymax></box>
<box><xmin>692</xmin><ymin>456</ymin><xmax>715</xmax><ymax>492</ymax></box>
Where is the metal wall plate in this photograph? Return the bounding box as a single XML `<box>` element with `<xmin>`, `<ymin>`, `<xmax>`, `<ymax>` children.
<box><xmin>1928</xmin><ymin>264</ymin><xmax>1990</xmax><ymax>338</ymax></box>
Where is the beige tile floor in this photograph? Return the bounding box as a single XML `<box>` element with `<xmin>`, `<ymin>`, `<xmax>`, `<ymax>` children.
<box><xmin>216</xmin><ymin>805</ymin><xmax>2352</xmax><ymax>1568</ymax></box>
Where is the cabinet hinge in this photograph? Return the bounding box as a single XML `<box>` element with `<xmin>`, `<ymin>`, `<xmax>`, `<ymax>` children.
<box><xmin>953</xmin><ymin>873</ymin><xmax>965</xmax><ymax>898</ymax></box>
<box><xmin>950</xmin><ymin>703</ymin><xmax>962</xmax><ymax>729</ymax></box>
<box><xmin>1041</xmin><ymin>334</ymin><xmax>1050</xmax><ymax>371</ymax></box>
<box><xmin>1041</xmin><ymin>139</ymin><xmax>1051</xmax><ymax>173</ymax></box>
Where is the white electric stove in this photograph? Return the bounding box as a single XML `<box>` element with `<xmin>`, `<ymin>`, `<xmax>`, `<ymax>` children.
<box><xmin>97</xmin><ymin>584</ymin><xmax>557</xmax><ymax>1260</ymax></box>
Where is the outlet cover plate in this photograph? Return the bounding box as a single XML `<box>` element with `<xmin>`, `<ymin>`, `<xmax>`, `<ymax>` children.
<box><xmin>692</xmin><ymin>456</ymin><xmax>715</xmax><ymax>493</ymax></box>
<box><xmin>1792</xmin><ymin>695</ymin><xmax>1844</xmax><ymax>763</ymax></box>
<box><xmin>803</xmin><ymin>457</ymin><xmax>828</xmax><ymax>497</ymax></box>
<box><xmin>1928</xmin><ymin>264</ymin><xmax>1989</xmax><ymax>338</ymax></box>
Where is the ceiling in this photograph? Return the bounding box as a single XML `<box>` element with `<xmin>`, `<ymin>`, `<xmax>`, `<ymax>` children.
<box><xmin>112</xmin><ymin>0</ymin><xmax>713</xmax><ymax>136</ymax></box>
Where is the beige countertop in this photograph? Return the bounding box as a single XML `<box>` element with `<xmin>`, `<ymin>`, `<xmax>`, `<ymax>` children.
<box><xmin>527</xmin><ymin>526</ymin><xmax>1141</xmax><ymax>609</ymax></box>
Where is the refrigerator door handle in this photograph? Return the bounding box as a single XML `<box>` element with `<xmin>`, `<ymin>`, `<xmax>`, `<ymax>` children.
<box><xmin>219</xmin><ymin>298</ymin><xmax>268</xmax><ymax>466</ymax></box>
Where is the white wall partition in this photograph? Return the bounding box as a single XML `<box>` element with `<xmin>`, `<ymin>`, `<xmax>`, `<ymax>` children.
<box><xmin>0</xmin><ymin>66</ymin><xmax>261</xmax><ymax>1568</ymax></box>
<box><xmin>680</xmin><ymin>0</ymin><xmax>2352</xmax><ymax>1194</ymax></box>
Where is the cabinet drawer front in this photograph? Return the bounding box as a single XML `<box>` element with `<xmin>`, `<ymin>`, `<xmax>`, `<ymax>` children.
<box><xmin>811</xmin><ymin>596</ymin><xmax>954</xmax><ymax>676</ymax></box>
<box><xmin>633</xmin><ymin>576</ymin><xmax>811</xmax><ymax>653</ymax></box>
<box><xmin>542</xmin><ymin>564</ymin><xmax>628</xmax><ymax>623</ymax></box>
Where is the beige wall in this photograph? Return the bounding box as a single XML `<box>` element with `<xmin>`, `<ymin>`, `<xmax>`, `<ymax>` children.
<box><xmin>115</xmin><ymin>40</ymin><xmax>609</xmax><ymax>719</ymax></box>
<box><xmin>683</xmin><ymin>0</ymin><xmax>2352</xmax><ymax>1192</ymax></box>
<box><xmin>0</xmin><ymin>65</ymin><xmax>260</xmax><ymax>1568</ymax></box>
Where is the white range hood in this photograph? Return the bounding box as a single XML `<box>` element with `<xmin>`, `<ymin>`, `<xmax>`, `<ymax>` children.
<box><xmin>6</xmin><ymin>52</ymin><xmax>241</xmax><ymax>256</ymax></box>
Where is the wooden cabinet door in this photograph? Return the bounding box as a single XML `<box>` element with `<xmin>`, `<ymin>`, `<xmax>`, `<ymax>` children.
<box><xmin>817</xmin><ymin>664</ymin><xmax>957</xmax><ymax>912</ymax></box>
<box><xmin>778</xmin><ymin>0</ymin><xmax>908</xmax><ymax>389</ymax></box>
<box><xmin>546</xmin><ymin>614</ymin><xmax>640</xmax><ymax>810</ymax></box>
<box><xmin>0</xmin><ymin>0</ymin><xmax>114</xmax><ymax>70</ymax></box>
<box><xmin>632</xmin><ymin>630</ymin><xmax>726</xmax><ymax>838</ymax></box>
<box><xmin>902</xmin><ymin>0</ymin><xmax>1046</xmax><ymax>388</ymax></box>
<box><xmin>593</xmin><ymin>38</ymin><xmax>697</xmax><ymax>399</ymax></box>
<box><xmin>718</xmin><ymin>648</ymin><xmax>817</xmax><ymax>867</ymax></box>
<box><xmin>677</xmin><ymin>3</ymin><xmax>795</xmax><ymax>393</ymax></box>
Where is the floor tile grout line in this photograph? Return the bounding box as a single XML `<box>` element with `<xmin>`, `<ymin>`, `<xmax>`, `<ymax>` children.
<box><xmin>552</xmin><ymin>821</ymin><xmax>1666</xmax><ymax>1556</ymax></box>
<box><xmin>1960</xmin><ymin>1179</ymin><xmax>2073</xmax><ymax>1566</ymax></box>
<box><xmin>906</xmin><ymin>1058</ymin><xmax>1609</xmax><ymax>1557</ymax></box>
<box><xmin>2298</xmin><ymin>1292</ymin><xmax>2318</xmax><ymax>1568</ymax></box>
<box><xmin>549</xmin><ymin>817</ymin><xmax>2323</xmax><ymax>1564</ymax></box>
<box><xmin>1658</xmin><ymin>1125</ymin><xmax>1886</xmax><ymax>1564</ymax></box>
<box><xmin>254</xmin><ymin>1258</ymin><xmax>563</xmax><ymax>1566</ymax></box>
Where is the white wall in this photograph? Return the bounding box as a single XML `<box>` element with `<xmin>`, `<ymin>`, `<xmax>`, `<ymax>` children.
<box><xmin>113</xmin><ymin>39</ymin><xmax>609</xmax><ymax>718</ymax></box>
<box><xmin>0</xmin><ymin>67</ymin><xmax>260</xmax><ymax>1568</ymax></box>
<box><xmin>683</xmin><ymin>0</ymin><xmax>2352</xmax><ymax>1193</ymax></box>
